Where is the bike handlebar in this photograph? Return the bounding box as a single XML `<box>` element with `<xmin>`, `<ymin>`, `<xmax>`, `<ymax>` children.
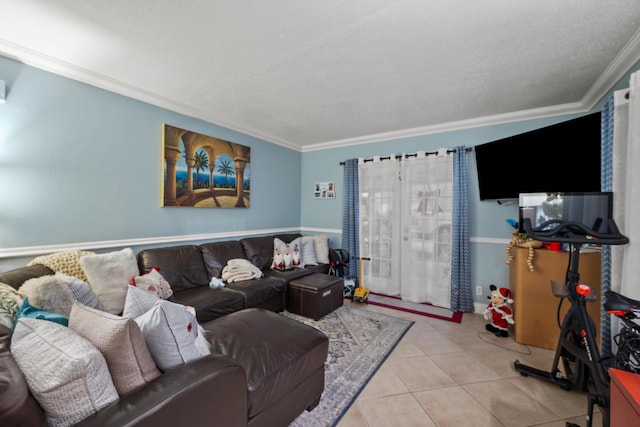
<box><xmin>522</xmin><ymin>218</ymin><xmax>629</xmax><ymax>246</ymax></box>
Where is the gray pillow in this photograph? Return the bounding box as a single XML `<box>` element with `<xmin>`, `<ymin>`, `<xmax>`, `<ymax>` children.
<box><xmin>54</xmin><ymin>272</ymin><xmax>104</xmax><ymax>310</ymax></box>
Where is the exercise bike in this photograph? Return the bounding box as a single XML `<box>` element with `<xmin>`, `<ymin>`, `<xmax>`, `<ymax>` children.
<box><xmin>513</xmin><ymin>217</ymin><xmax>629</xmax><ymax>427</ymax></box>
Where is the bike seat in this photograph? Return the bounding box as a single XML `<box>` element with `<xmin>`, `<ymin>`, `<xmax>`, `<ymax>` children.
<box><xmin>604</xmin><ymin>290</ymin><xmax>640</xmax><ymax>314</ymax></box>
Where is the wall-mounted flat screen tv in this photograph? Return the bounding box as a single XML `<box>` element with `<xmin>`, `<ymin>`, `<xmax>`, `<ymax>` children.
<box><xmin>475</xmin><ymin>112</ymin><xmax>601</xmax><ymax>201</ymax></box>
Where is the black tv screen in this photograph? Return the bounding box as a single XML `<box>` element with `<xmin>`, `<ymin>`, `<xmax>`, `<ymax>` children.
<box><xmin>475</xmin><ymin>112</ymin><xmax>601</xmax><ymax>200</ymax></box>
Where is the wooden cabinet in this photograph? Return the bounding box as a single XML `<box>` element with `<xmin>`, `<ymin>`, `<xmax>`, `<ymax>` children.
<box><xmin>610</xmin><ymin>368</ymin><xmax>640</xmax><ymax>427</ymax></box>
<box><xmin>509</xmin><ymin>247</ymin><xmax>601</xmax><ymax>350</ymax></box>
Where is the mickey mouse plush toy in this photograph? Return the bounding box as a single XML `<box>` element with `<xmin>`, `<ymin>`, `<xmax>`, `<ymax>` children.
<box><xmin>484</xmin><ymin>284</ymin><xmax>514</xmax><ymax>337</ymax></box>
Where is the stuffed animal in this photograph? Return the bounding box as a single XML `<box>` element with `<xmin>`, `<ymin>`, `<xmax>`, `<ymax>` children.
<box><xmin>483</xmin><ymin>284</ymin><xmax>514</xmax><ymax>337</ymax></box>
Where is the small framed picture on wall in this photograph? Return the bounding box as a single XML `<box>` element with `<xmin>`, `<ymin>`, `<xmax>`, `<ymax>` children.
<box><xmin>314</xmin><ymin>181</ymin><xmax>335</xmax><ymax>199</ymax></box>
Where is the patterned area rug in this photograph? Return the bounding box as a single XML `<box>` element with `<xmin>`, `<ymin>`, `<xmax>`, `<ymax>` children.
<box><xmin>284</xmin><ymin>304</ymin><xmax>413</xmax><ymax>427</ymax></box>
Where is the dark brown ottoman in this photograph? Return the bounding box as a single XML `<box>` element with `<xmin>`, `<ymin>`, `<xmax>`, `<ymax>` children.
<box><xmin>288</xmin><ymin>273</ymin><xmax>344</xmax><ymax>320</ymax></box>
<box><xmin>204</xmin><ymin>308</ymin><xmax>329</xmax><ymax>427</ymax></box>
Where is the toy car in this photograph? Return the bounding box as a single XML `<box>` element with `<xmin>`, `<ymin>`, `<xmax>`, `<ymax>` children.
<box><xmin>352</xmin><ymin>286</ymin><xmax>369</xmax><ymax>303</ymax></box>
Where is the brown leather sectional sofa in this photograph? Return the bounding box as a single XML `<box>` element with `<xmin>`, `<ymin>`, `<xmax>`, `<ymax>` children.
<box><xmin>0</xmin><ymin>233</ymin><xmax>332</xmax><ymax>427</ymax></box>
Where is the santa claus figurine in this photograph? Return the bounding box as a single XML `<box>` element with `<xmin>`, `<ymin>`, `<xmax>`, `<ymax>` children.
<box><xmin>484</xmin><ymin>284</ymin><xmax>514</xmax><ymax>337</ymax></box>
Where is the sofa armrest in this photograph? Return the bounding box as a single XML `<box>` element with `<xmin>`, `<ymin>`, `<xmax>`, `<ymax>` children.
<box><xmin>76</xmin><ymin>355</ymin><xmax>248</xmax><ymax>427</ymax></box>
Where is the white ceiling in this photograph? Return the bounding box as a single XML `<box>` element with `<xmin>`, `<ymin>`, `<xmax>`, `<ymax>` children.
<box><xmin>1</xmin><ymin>0</ymin><xmax>639</xmax><ymax>151</ymax></box>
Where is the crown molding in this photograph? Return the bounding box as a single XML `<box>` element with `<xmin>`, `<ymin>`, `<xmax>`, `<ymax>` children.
<box><xmin>0</xmin><ymin>40</ymin><xmax>300</xmax><ymax>152</ymax></box>
<box><xmin>301</xmin><ymin>102</ymin><xmax>587</xmax><ymax>152</ymax></box>
<box><xmin>4</xmin><ymin>27</ymin><xmax>639</xmax><ymax>155</ymax></box>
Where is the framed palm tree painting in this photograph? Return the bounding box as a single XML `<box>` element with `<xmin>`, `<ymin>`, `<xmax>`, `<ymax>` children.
<box><xmin>162</xmin><ymin>124</ymin><xmax>251</xmax><ymax>208</ymax></box>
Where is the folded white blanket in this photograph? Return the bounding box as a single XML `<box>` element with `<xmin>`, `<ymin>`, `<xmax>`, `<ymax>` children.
<box><xmin>221</xmin><ymin>258</ymin><xmax>263</xmax><ymax>283</ymax></box>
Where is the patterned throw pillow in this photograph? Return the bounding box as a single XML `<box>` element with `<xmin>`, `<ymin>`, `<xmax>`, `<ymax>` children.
<box><xmin>11</xmin><ymin>318</ymin><xmax>119</xmax><ymax>426</ymax></box>
<box><xmin>271</xmin><ymin>237</ymin><xmax>303</xmax><ymax>269</ymax></box>
<box><xmin>0</xmin><ymin>282</ymin><xmax>23</xmax><ymax>329</ymax></box>
<box><xmin>27</xmin><ymin>251</ymin><xmax>95</xmax><ymax>283</ymax></box>
<box><xmin>69</xmin><ymin>302</ymin><xmax>161</xmax><ymax>395</ymax></box>
<box><xmin>131</xmin><ymin>268</ymin><xmax>173</xmax><ymax>299</ymax></box>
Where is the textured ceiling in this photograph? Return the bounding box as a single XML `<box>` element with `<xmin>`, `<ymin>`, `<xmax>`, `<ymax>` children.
<box><xmin>1</xmin><ymin>0</ymin><xmax>639</xmax><ymax>151</ymax></box>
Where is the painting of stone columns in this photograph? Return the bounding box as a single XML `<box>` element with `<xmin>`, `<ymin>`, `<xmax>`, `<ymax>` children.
<box><xmin>162</xmin><ymin>124</ymin><xmax>250</xmax><ymax>208</ymax></box>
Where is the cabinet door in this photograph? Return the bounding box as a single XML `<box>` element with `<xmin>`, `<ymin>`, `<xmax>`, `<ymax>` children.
<box><xmin>510</xmin><ymin>247</ymin><xmax>601</xmax><ymax>350</ymax></box>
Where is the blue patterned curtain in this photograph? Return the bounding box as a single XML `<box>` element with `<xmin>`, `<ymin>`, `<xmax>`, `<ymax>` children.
<box><xmin>600</xmin><ymin>96</ymin><xmax>614</xmax><ymax>355</ymax></box>
<box><xmin>450</xmin><ymin>146</ymin><xmax>474</xmax><ymax>312</ymax></box>
<box><xmin>342</xmin><ymin>159</ymin><xmax>360</xmax><ymax>281</ymax></box>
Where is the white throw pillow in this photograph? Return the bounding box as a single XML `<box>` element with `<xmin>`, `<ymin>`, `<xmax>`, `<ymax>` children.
<box><xmin>135</xmin><ymin>299</ymin><xmax>211</xmax><ymax>371</ymax></box>
<box><xmin>18</xmin><ymin>275</ymin><xmax>75</xmax><ymax>317</ymax></box>
<box><xmin>123</xmin><ymin>284</ymin><xmax>160</xmax><ymax>318</ymax></box>
<box><xmin>79</xmin><ymin>248</ymin><xmax>139</xmax><ymax>314</ymax></box>
<box><xmin>302</xmin><ymin>235</ymin><xmax>329</xmax><ymax>264</ymax></box>
<box><xmin>130</xmin><ymin>268</ymin><xmax>173</xmax><ymax>299</ymax></box>
<box><xmin>11</xmin><ymin>318</ymin><xmax>119</xmax><ymax>427</ymax></box>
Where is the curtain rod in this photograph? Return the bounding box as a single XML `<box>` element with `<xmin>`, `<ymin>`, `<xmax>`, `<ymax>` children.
<box><xmin>339</xmin><ymin>147</ymin><xmax>472</xmax><ymax>166</ymax></box>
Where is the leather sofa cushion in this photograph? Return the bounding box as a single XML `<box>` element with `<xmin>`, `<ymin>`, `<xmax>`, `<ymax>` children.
<box><xmin>170</xmin><ymin>287</ymin><xmax>245</xmax><ymax>323</ymax></box>
<box><xmin>224</xmin><ymin>276</ymin><xmax>286</xmax><ymax>308</ymax></box>
<box><xmin>138</xmin><ymin>245</ymin><xmax>209</xmax><ymax>292</ymax></box>
<box><xmin>0</xmin><ymin>264</ymin><xmax>54</xmax><ymax>290</ymax></box>
<box><xmin>200</xmin><ymin>240</ymin><xmax>247</xmax><ymax>279</ymax></box>
<box><xmin>240</xmin><ymin>234</ymin><xmax>302</xmax><ymax>271</ymax></box>
<box><xmin>205</xmin><ymin>308</ymin><xmax>328</xmax><ymax>420</ymax></box>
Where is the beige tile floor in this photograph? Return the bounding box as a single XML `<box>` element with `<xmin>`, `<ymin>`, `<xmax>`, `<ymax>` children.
<box><xmin>336</xmin><ymin>300</ymin><xmax>602</xmax><ymax>427</ymax></box>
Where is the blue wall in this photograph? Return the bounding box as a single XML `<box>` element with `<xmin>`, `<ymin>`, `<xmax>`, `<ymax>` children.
<box><xmin>0</xmin><ymin>56</ymin><xmax>302</xmax><ymax>270</ymax></box>
<box><xmin>2</xmin><ymin>54</ymin><xmax>638</xmax><ymax>306</ymax></box>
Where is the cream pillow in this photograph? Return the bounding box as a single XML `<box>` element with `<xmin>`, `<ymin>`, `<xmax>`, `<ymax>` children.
<box><xmin>302</xmin><ymin>235</ymin><xmax>329</xmax><ymax>264</ymax></box>
<box><xmin>135</xmin><ymin>299</ymin><xmax>211</xmax><ymax>371</ymax></box>
<box><xmin>28</xmin><ymin>250</ymin><xmax>95</xmax><ymax>283</ymax></box>
<box><xmin>69</xmin><ymin>302</ymin><xmax>161</xmax><ymax>395</ymax></box>
<box><xmin>11</xmin><ymin>318</ymin><xmax>118</xmax><ymax>426</ymax></box>
<box><xmin>79</xmin><ymin>248</ymin><xmax>139</xmax><ymax>315</ymax></box>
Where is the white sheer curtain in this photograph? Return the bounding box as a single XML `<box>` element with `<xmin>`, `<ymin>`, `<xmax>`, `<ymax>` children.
<box><xmin>359</xmin><ymin>150</ymin><xmax>454</xmax><ymax>309</ymax></box>
<box><xmin>612</xmin><ymin>70</ymin><xmax>640</xmax><ymax>300</ymax></box>
<box><xmin>358</xmin><ymin>156</ymin><xmax>401</xmax><ymax>295</ymax></box>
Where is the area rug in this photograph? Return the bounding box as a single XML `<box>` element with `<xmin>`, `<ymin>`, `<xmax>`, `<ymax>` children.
<box><xmin>366</xmin><ymin>292</ymin><xmax>463</xmax><ymax>323</ymax></box>
<box><xmin>284</xmin><ymin>304</ymin><xmax>413</xmax><ymax>427</ymax></box>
